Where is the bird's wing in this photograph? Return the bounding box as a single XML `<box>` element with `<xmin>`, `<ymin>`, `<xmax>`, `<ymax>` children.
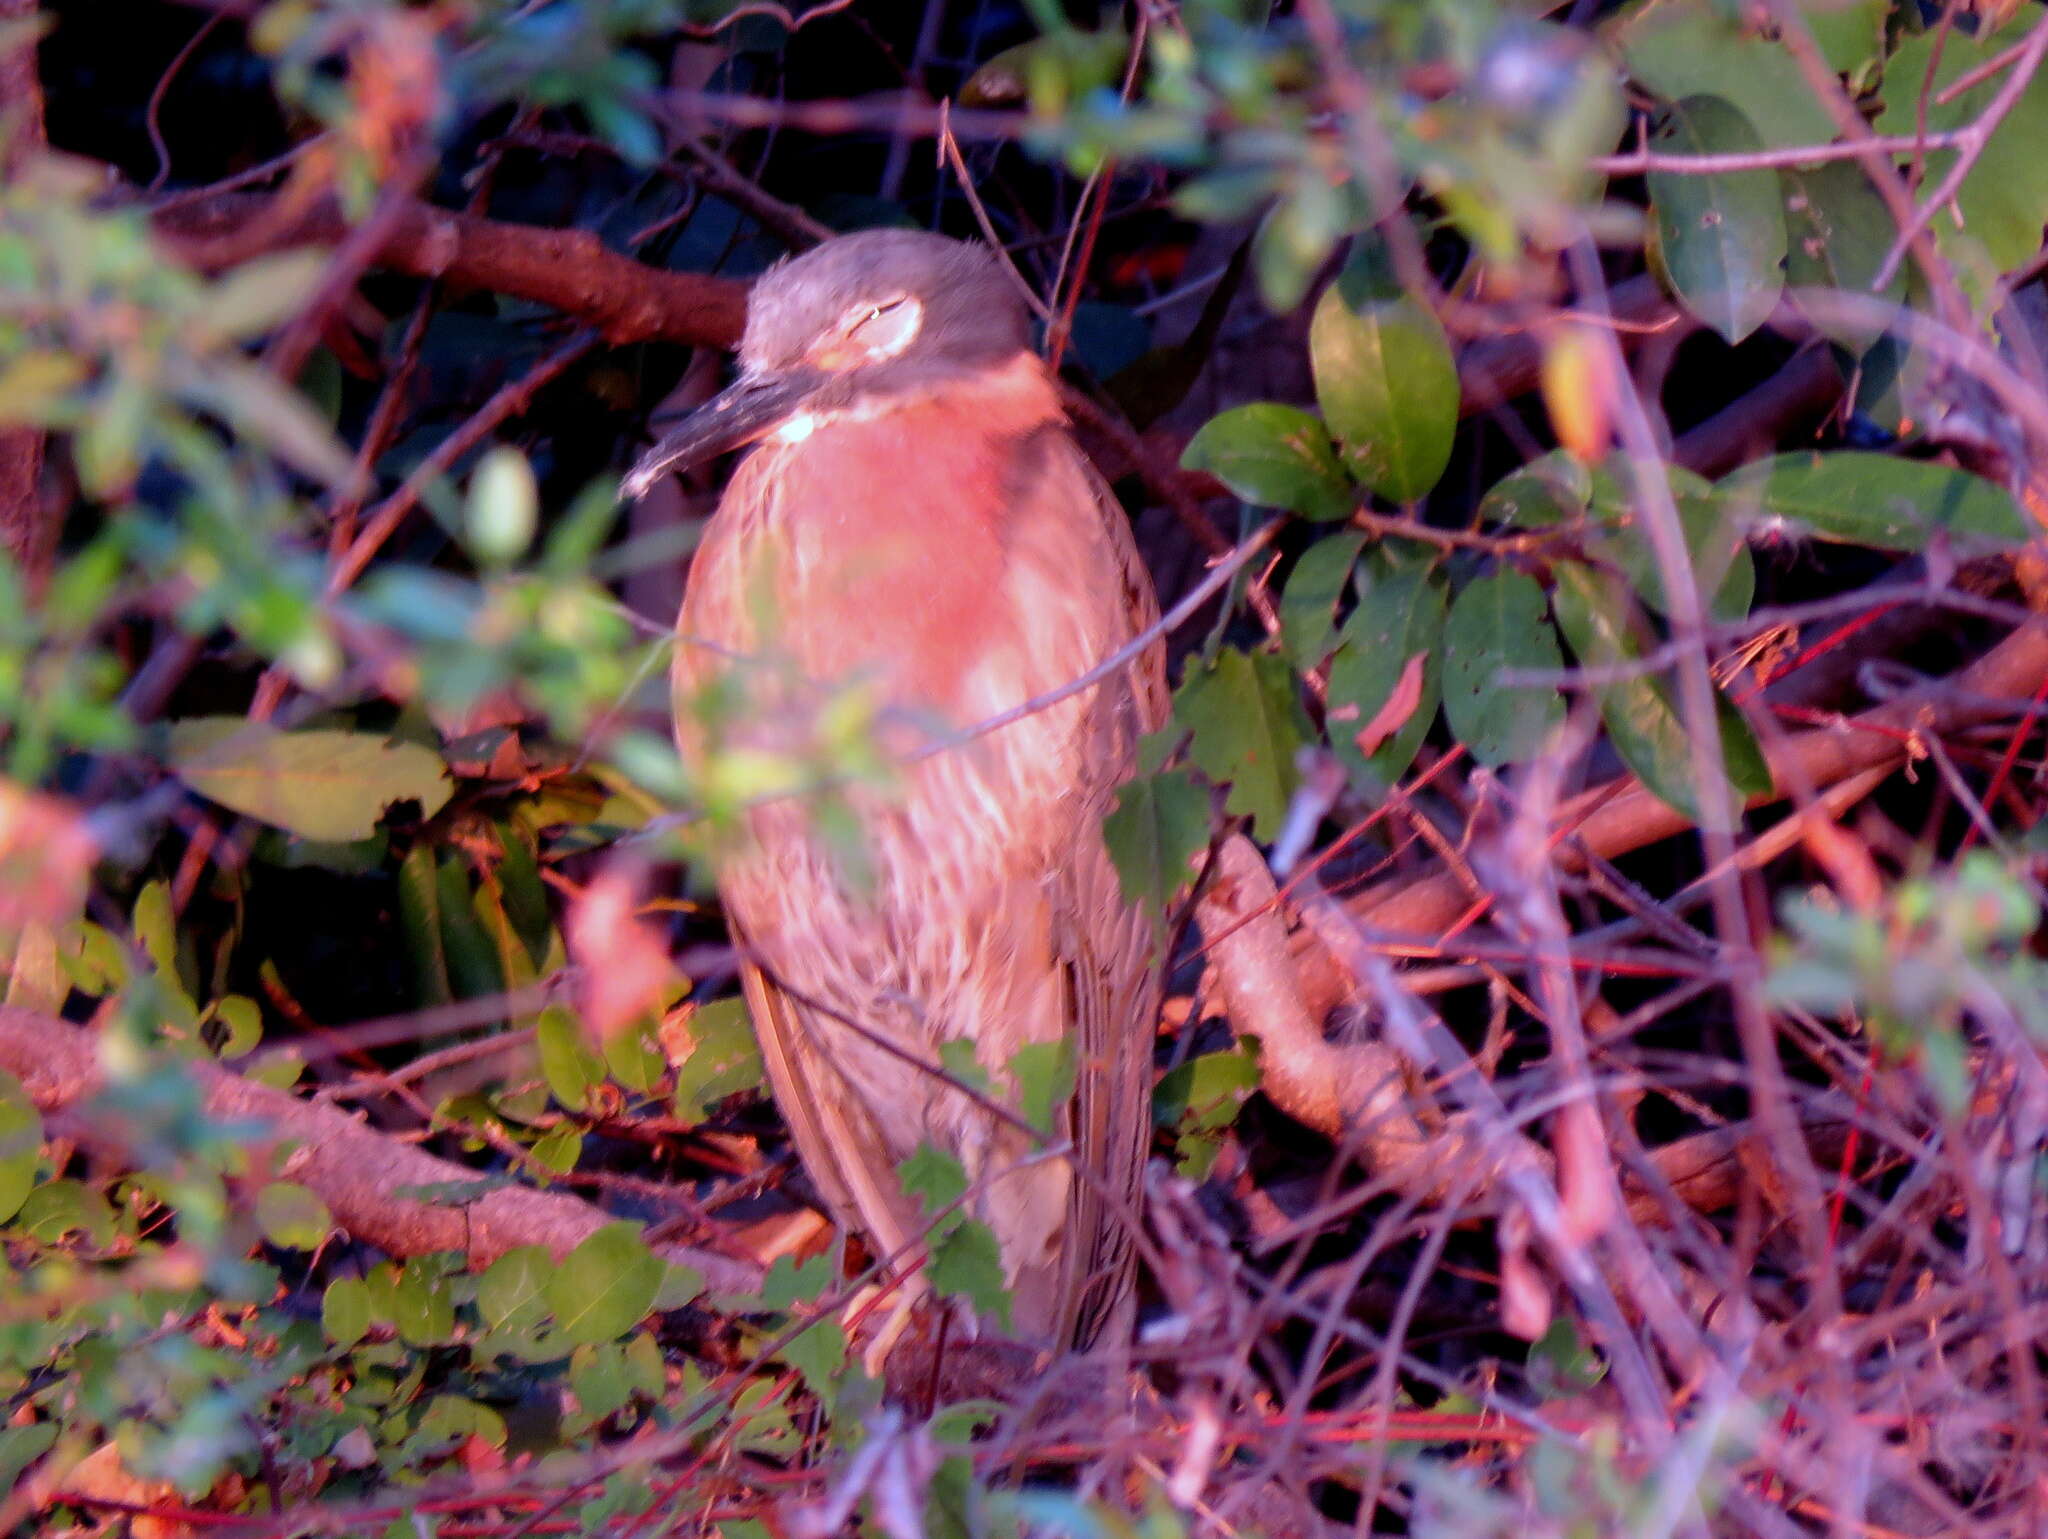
<box><xmin>732</xmin><ymin>939</ymin><xmax>925</xmax><ymax>1278</ymax></box>
<box><xmin>1033</xmin><ymin>435</ymin><xmax>1169</xmax><ymax>1348</ymax></box>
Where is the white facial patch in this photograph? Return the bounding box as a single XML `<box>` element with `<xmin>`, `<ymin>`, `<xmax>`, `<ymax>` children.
<box><xmin>774</xmin><ymin>411</ymin><xmax>820</xmax><ymax>445</ymax></box>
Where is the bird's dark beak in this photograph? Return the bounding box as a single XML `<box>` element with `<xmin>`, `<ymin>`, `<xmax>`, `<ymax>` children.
<box><xmin>620</xmin><ymin>368</ymin><xmax>824</xmax><ymax>500</ymax></box>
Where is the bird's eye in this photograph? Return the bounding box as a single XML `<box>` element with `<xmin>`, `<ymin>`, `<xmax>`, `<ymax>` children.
<box><xmin>843</xmin><ymin>294</ymin><xmax>922</xmax><ymax>359</ymax></box>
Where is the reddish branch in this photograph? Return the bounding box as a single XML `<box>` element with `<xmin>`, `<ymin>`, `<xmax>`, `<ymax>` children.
<box><xmin>150</xmin><ymin>190</ymin><xmax>749</xmax><ymax>349</ymax></box>
<box><xmin>1293</xmin><ymin>615</ymin><xmax>2048</xmax><ymax>1021</ymax></box>
<box><xmin>0</xmin><ymin>0</ymin><xmax>54</xmax><ymax>590</ymax></box>
<box><xmin>0</xmin><ymin>1004</ymin><xmax>761</xmax><ymax>1298</ymax></box>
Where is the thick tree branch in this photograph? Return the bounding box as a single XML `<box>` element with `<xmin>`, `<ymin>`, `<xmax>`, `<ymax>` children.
<box><xmin>150</xmin><ymin>190</ymin><xmax>749</xmax><ymax>349</ymax></box>
<box><xmin>0</xmin><ymin>1005</ymin><xmax>761</xmax><ymax>1298</ymax></box>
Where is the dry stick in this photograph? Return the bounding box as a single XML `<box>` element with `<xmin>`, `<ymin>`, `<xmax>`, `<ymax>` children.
<box><xmin>0</xmin><ymin>1004</ymin><xmax>759</xmax><ymax>1297</ymax></box>
<box><xmin>1590</xmin><ymin>127</ymin><xmax>1973</xmax><ymax>176</ymax></box>
<box><xmin>937</xmin><ymin>101</ymin><xmax>1053</xmax><ymax>326</ymax></box>
<box><xmin>1299</xmin><ymin>604</ymin><xmax>2048</xmax><ymax>1023</ymax></box>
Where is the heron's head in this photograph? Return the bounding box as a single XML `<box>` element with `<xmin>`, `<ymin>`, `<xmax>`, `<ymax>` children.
<box><xmin>622</xmin><ymin>231</ymin><xmax>1030</xmax><ymax>499</ymax></box>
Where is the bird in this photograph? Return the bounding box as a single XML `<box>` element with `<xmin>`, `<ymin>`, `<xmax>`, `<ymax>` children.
<box><xmin>625</xmin><ymin>229</ymin><xmax>1167</xmax><ymax>1354</ymax></box>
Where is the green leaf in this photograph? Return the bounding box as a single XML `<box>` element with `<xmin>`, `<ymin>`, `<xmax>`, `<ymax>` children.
<box><xmin>545</xmin><ymin>1222</ymin><xmax>664</xmax><ymax>1345</ymax></box>
<box><xmin>0</xmin><ymin>1423</ymin><xmax>58</xmax><ymax>1494</ymax></box>
<box><xmin>0</xmin><ymin>349</ymin><xmax>86</xmax><ymax>422</ymax></box>
<box><xmin>322</xmin><ymin>1277</ymin><xmax>372</xmax><ymax>1346</ymax></box>
<box><xmin>415</xmin><ymin>1393</ymin><xmax>507</xmax><ymax>1451</ymax></box>
<box><xmin>602</xmin><ymin>1020</ymin><xmax>667</xmax><ymax>1096</ymax></box>
<box><xmin>1101</xmin><ymin>769</ymin><xmax>1210</xmax><ymax>914</ymax></box>
<box><xmin>434</xmin><ymin>855</ymin><xmax>504</xmax><ymax>1001</ymax></box>
<box><xmin>1552</xmin><ymin>561</ymin><xmax>1770</xmax><ymax>821</ymax></box>
<box><xmin>0</xmin><ymin>1070</ymin><xmax>41</xmax><ymax>1224</ymax></box>
<box><xmin>467</xmin><ymin>446</ymin><xmax>539</xmax><ymax>566</ymax></box>
<box><xmin>17</xmin><ymin>1178</ymin><xmax>114</xmax><ymax>1246</ymax></box>
<box><xmin>198</xmin><ymin>250</ymin><xmax>330</xmax><ymax>344</ymax></box>
<box><xmin>1279</xmin><ymin>530</ymin><xmax>1368</xmax><ymax>666</ymax></box>
<box><xmin>478</xmin><ymin>1246</ymin><xmax>554</xmax><ymax>1338</ymax></box>
<box><xmin>759</xmin><ymin>1251</ymin><xmax>835</xmax><ymax>1310</ymax></box>
<box><xmin>1179</xmin><ymin>403</ymin><xmax>1352</xmax><ymax>521</ymax></box>
<box><xmin>207</xmin><ymin>995</ymin><xmax>263</xmax><ymax>1057</ymax></box>
<box><xmin>1326</xmin><ymin>561</ymin><xmax>1447</xmax><ymax>785</ymax></box>
<box><xmin>1309</xmin><ymin>285</ymin><xmax>1459</xmax><ymax>503</ymax></box>
<box><xmin>538</xmin><ymin>1005</ymin><xmax>604</xmax><ymax>1114</ymax></box>
<box><xmin>568</xmin><ymin>1341</ymin><xmax>634</xmax><ymax>1425</ymax></box>
<box><xmin>397</xmin><ymin>845</ymin><xmax>451</xmax><ymax>1006</ymax></box>
<box><xmin>529</xmin><ymin>1124</ymin><xmax>583</xmax><ymax>1174</ymax></box>
<box><xmin>1647</xmin><ymin>95</ymin><xmax>1787</xmax><ymax>344</ymax></box>
<box><xmin>1174</xmin><ymin>647</ymin><xmax>1313</xmax><ymax>837</ymax></box>
<box><xmin>1253</xmin><ymin>168</ymin><xmax>1350</xmax><ymax>313</ymax></box>
<box><xmin>1612</xmin><ymin>0</ymin><xmax>1843</xmax><ymax>145</ymax></box>
<box><xmin>671</xmin><ymin>997</ymin><xmax>763</xmax><ymax>1124</ymax></box>
<box><xmin>1441</xmin><ymin>570</ymin><xmax>1565</xmax><ymax>765</ymax></box>
<box><xmin>1477</xmin><ymin>452</ymin><xmax>1591</xmax><ymax>530</ymax></box>
<box><xmin>255</xmin><ymin>1181</ymin><xmax>331</xmax><ymax>1250</ymax></box>
<box><xmin>391</xmin><ymin>1263</ymin><xmax>457</xmax><ymax>1347</ymax></box>
<box><xmin>1721</xmin><ymin>452</ymin><xmax>2029</xmax><ymax>550</ymax></box>
<box><xmin>165</xmin><ymin>720</ymin><xmax>452</xmax><ymax>842</ymax></box>
<box><xmin>927</xmin><ymin>1217</ymin><xmax>1012</xmax><ymax>1331</ymax></box>
<box><xmin>778</xmin><ymin>1317</ymin><xmax>847</xmax><ymax>1404</ymax></box>
<box><xmin>899</xmin><ymin>1142</ymin><xmax>970</xmax><ymax>1220</ymax></box>
<box><xmin>131</xmin><ymin>878</ymin><xmax>183</xmax><ymax>996</ymax></box>
<box><xmin>1782</xmin><ymin>160</ymin><xmax>1908</xmax><ymax>348</ymax></box>
<box><xmin>1007</xmin><ymin>1038</ymin><xmax>1075</xmax><ymax>1135</ymax></box>
<box><xmin>1152</xmin><ymin>1047</ymin><xmax>1260</xmax><ymax>1130</ymax></box>
<box><xmin>1875</xmin><ymin>16</ymin><xmax>2048</xmax><ymax>277</ymax></box>
<box><xmin>937</xmin><ymin>1037</ymin><xmax>991</xmax><ymax>1092</ymax></box>
<box><xmin>1585</xmin><ymin>460</ymin><xmax>1754</xmax><ymax>623</ymax></box>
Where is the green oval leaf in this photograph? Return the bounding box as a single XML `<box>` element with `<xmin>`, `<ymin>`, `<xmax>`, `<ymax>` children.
<box><xmin>1278</xmin><ymin>530</ymin><xmax>1368</xmax><ymax>667</ymax></box>
<box><xmin>1613</xmin><ymin>0</ymin><xmax>1848</xmax><ymax>145</ymax></box>
<box><xmin>1721</xmin><ymin>452</ymin><xmax>2029</xmax><ymax>551</ymax></box>
<box><xmin>166</xmin><ymin>720</ymin><xmax>452</xmax><ymax>843</ymax></box>
<box><xmin>322</xmin><ymin>1277</ymin><xmax>372</xmax><ymax>1347</ymax></box>
<box><xmin>1552</xmin><ymin>561</ymin><xmax>1771</xmax><ymax>820</ymax></box>
<box><xmin>1477</xmin><ymin>451</ymin><xmax>1592</xmax><ymax>530</ymax></box>
<box><xmin>1647</xmin><ymin>95</ymin><xmax>1787</xmax><ymax>343</ymax></box>
<box><xmin>545</xmin><ymin>1222</ymin><xmax>664</xmax><ymax>1345</ymax></box>
<box><xmin>670</xmin><ymin>997</ymin><xmax>763</xmax><ymax>1124</ymax></box>
<box><xmin>1441</xmin><ymin>569</ymin><xmax>1565</xmax><ymax>765</ymax></box>
<box><xmin>477</xmin><ymin>1245</ymin><xmax>554</xmax><ymax>1337</ymax></box>
<box><xmin>0</xmin><ymin>1070</ymin><xmax>41</xmax><ymax>1225</ymax></box>
<box><xmin>392</xmin><ymin>1262</ymin><xmax>457</xmax><ymax>1346</ymax></box>
<box><xmin>1309</xmin><ymin>286</ymin><xmax>1459</xmax><ymax>503</ymax></box>
<box><xmin>1782</xmin><ymin>160</ymin><xmax>1907</xmax><ymax>348</ymax></box>
<box><xmin>255</xmin><ymin>1181</ymin><xmax>331</xmax><ymax>1250</ymax></box>
<box><xmin>467</xmin><ymin>446</ymin><xmax>539</xmax><ymax>566</ymax></box>
<box><xmin>1180</xmin><ymin>403</ymin><xmax>1352</xmax><ymax>521</ymax></box>
<box><xmin>538</xmin><ymin>1004</ymin><xmax>603</xmax><ymax>1114</ymax></box>
<box><xmin>1874</xmin><ymin>15</ymin><xmax>2048</xmax><ymax>277</ymax></box>
<box><xmin>1586</xmin><ymin>460</ymin><xmax>1753</xmax><ymax>622</ymax></box>
<box><xmin>1327</xmin><ymin>561</ymin><xmax>1447</xmax><ymax>785</ymax></box>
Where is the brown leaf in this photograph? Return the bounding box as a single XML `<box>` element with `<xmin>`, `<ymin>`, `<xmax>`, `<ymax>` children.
<box><xmin>1540</xmin><ymin>323</ymin><xmax>1618</xmax><ymax>464</ymax></box>
<box><xmin>567</xmin><ymin>864</ymin><xmax>679</xmax><ymax>1041</ymax></box>
<box><xmin>1354</xmin><ymin>651</ymin><xmax>1429</xmax><ymax>759</ymax></box>
<box><xmin>0</xmin><ymin>782</ymin><xmax>94</xmax><ymax>942</ymax></box>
